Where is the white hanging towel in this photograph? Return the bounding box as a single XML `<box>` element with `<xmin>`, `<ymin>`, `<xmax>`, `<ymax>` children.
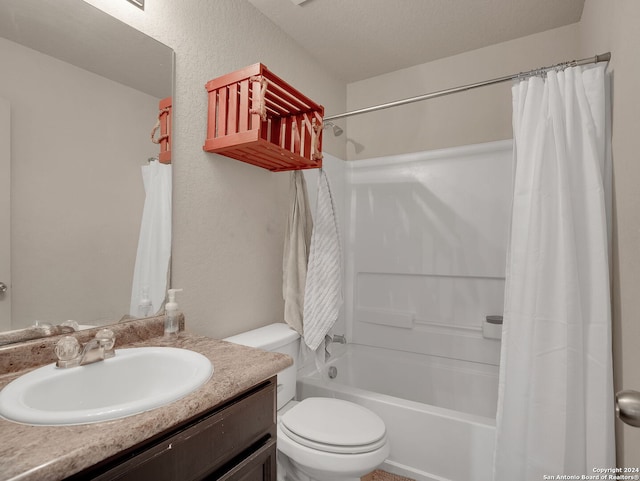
<box><xmin>303</xmin><ymin>169</ymin><xmax>343</xmax><ymax>357</ymax></box>
<box><xmin>282</xmin><ymin>171</ymin><xmax>313</xmax><ymax>335</ymax></box>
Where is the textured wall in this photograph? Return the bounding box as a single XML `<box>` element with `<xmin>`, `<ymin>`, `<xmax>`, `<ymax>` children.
<box><xmin>345</xmin><ymin>24</ymin><xmax>580</xmax><ymax>160</ymax></box>
<box><xmin>580</xmin><ymin>0</ymin><xmax>640</xmax><ymax>468</ymax></box>
<box><xmin>83</xmin><ymin>0</ymin><xmax>347</xmax><ymax>338</ymax></box>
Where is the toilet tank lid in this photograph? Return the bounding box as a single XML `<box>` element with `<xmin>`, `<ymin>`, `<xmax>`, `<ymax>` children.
<box><xmin>224</xmin><ymin>323</ymin><xmax>299</xmax><ymax>350</ymax></box>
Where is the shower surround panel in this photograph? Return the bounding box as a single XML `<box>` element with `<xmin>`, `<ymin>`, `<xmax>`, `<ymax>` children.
<box><xmin>345</xmin><ymin>140</ymin><xmax>513</xmax><ymax>366</ymax></box>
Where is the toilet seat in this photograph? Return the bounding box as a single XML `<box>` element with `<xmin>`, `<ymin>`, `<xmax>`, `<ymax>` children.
<box><xmin>280</xmin><ymin>397</ymin><xmax>387</xmax><ymax>455</ymax></box>
<box><xmin>280</xmin><ymin>424</ymin><xmax>388</xmax><ymax>454</ymax></box>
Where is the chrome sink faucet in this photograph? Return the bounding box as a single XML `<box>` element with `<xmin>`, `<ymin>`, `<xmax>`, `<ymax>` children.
<box><xmin>54</xmin><ymin>329</ymin><xmax>116</xmax><ymax>368</ymax></box>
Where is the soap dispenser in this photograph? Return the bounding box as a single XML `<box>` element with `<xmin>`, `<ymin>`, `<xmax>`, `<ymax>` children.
<box><xmin>164</xmin><ymin>288</ymin><xmax>183</xmax><ymax>339</ymax></box>
<box><xmin>138</xmin><ymin>286</ymin><xmax>152</xmax><ymax>318</ymax></box>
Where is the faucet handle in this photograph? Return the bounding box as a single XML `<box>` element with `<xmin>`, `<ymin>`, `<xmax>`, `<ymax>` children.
<box><xmin>95</xmin><ymin>328</ymin><xmax>115</xmax><ymax>351</ymax></box>
<box><xmin>55</xmin><ymin>336</ymin><xmax>81</xmax><ymax>361</ymax></box>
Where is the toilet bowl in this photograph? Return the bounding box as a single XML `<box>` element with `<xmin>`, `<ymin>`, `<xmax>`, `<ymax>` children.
<box><xmin>225</xmin><ymin>324</ymin><xmax>390</xmax><ymax>481</ymax></box>
<box><xmin>277</xmin><ymin>397</ymin><xmax>390</xmax><ymax>481</ymax></box>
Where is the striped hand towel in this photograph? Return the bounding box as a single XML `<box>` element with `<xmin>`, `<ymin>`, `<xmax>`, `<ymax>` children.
<box><xmin>303</xmin><ymin>169</ymin><xmax>343</xmax><ymax>352</ymax></box>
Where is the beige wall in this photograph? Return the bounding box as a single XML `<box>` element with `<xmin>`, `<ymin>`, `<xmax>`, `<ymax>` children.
<box><xmin>345</xmin><ymin>24</ymin><xmax>580</xmax><ymax>159</ymax></box>
<box><xmin>0</xmin><ymin>37</ymin><xmax>155</xmax><ymax>328</ymax></box>
<box><xmin>580</xmin><ymin>0</ymin><xmax>640</xmax><ymax>467</ymax></box>
<box><xmin>84</xmin><ymin>0</ymin><xmax>347</xmax><ymax>339</ymax></box>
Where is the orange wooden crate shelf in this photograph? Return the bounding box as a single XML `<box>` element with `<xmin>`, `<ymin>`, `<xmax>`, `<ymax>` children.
<box><xmin>203</xmin><ymin>63</ymin><xmax>324</xmax><ymax>172</ymax></box>
<box><xmin>158</xmin><ymin>96</ymin><xmax>172</xmax><ymax>164</ymax></box>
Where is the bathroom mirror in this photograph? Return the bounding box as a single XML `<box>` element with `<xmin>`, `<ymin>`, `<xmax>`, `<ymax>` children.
<box><xmin>0</xmin><ymin>0</ymin><xmax>174</xmax><ymax>341</ymax></box>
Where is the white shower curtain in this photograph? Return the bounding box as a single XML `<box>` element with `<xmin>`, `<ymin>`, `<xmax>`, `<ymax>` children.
<box><xmin>494</xmin><ymin>64</ymin><xmax>614</xmax><ymax>479</ymax></box>
<box><xmin>129</xmin><ymin>160</ymin><xmax>172</xmax><ymax>317</ymax></box>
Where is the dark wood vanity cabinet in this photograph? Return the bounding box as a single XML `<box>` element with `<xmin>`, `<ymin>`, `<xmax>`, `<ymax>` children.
<box><xmin>67</xmin><ymin>377</ymin><xmax>277</xmax><ymax>481</ymax></box>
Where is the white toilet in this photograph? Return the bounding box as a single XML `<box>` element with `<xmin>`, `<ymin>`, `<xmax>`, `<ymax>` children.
<box><xmin>225</xmin><ymin>323</ymin><xmax>390</xmax><ymax>481</ymax></box>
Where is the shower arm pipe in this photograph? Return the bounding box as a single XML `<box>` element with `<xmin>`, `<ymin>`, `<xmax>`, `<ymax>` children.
<box><xmin>324</xmin><ymin>52</ymin><xmax>611</xmax><ymax>122</ymax></box>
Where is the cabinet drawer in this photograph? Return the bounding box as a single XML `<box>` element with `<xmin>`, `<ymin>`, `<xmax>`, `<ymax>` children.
<box><xmin>84</xmin><ymin>379</ymin><xmax>276</xmax><ymax>481</ymax></box>
<box><xmin>215</xmin><ymin>438</ymin><xmax>276</xmax><ymax>481</ymax></box>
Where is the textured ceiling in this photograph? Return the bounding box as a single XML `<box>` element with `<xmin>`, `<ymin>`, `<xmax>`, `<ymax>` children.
<box><xmin>248</xmin><ymin>0</ymin><xmax>586</xmax><ymax>82</ymax></box>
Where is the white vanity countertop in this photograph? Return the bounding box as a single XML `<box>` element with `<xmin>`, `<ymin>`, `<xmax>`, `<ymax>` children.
<box><xmin>0</xmin><ymin>331</ymin><xmax>292</xmax><ymax>481</ymax></box>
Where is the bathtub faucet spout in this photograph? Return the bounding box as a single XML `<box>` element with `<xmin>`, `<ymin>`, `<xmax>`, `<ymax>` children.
<box><xmin>332</xmin><ymin>334</ymin><xmax>347</xmax><ymax>344</ymax></box>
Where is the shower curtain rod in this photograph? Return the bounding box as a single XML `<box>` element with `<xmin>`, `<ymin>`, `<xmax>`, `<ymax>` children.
<box><xmin>324</xmin><ymin>52</ymin><xmax>611</xmax><ymax>122</ymax></box>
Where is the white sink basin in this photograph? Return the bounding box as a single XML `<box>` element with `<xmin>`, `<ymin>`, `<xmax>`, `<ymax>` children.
<box><xmin>0</xmin><ymin>347</ymin><xmax>213</xmax><ymax>426</ymax></box>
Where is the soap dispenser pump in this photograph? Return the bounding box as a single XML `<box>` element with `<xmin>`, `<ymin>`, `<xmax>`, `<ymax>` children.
<box><xmin>164</xmin><ymin>288</ymin><xmax>183</xmax><ymax>339</ymax></box>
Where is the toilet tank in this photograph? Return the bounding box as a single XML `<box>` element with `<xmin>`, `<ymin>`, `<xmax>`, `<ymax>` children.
<box><xmin>224</xmin><ymin>323</ymin><xmax>300</xmax><ymax>410</ymax></box>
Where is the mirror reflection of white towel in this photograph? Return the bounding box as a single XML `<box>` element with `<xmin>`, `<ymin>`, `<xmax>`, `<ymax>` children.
<box><xmin>303</xmin><ymin>169</ymin><xmax>343</xmax><ymax>359</ymax></box>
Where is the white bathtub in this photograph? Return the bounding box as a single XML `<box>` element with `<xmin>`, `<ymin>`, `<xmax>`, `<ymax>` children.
<box><xmin>297</xmin><ymin>343</ymin><xmax>498</xmax><ymax>481</ymax></box>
